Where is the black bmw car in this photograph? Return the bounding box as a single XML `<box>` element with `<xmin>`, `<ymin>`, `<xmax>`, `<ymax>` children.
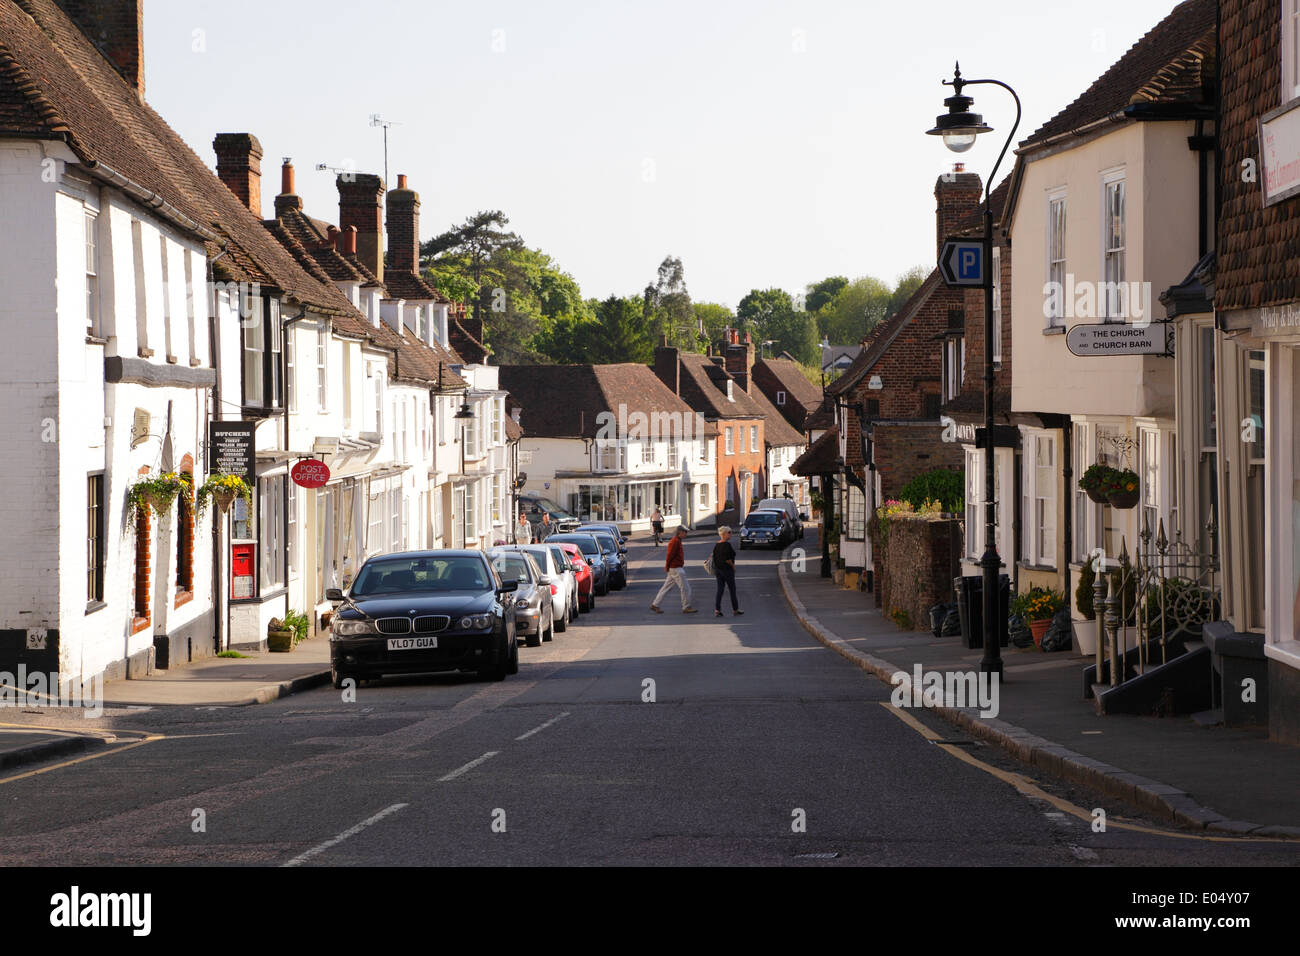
<box><xmin>327</xmin><ymin>550</ymin><xmax>519</xmax><ymax>687</ymax></box>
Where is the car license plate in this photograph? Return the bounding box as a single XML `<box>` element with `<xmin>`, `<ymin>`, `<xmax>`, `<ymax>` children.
<box><xmin>387</xmin><ymin>636</ymin><xmax>437</xmax><ymax>650</ymax></box>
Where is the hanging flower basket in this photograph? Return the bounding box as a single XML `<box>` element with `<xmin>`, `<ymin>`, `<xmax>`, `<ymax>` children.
<box><xmin>196</xmin><ymin>473</ymin><xmax>253</xmax><ymax>518</ymax></box>
<box><xmin>1104</xmin><ymin>468</ymin><xmax>1141</xmax><ymax>510</ymax></box>
<box><xmin>1079</xmin><ymin>464</ymin><xmax>1116</xmax><ymax>504</ymax></box>
<box><xmin>126</xmin><ymin>472</ymin><xmax>191</xmax><ymax>524</ymax></box>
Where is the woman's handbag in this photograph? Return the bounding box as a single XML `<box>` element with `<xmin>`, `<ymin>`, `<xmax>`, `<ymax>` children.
<box><xmin>704</xmin><ymin>553</ymin><xmax>716</xmax><ymax>576</ymax></box>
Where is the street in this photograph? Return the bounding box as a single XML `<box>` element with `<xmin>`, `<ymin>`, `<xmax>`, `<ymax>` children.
<box><xmin>1</xmin><ymin>536</ymin><xmax>1295</xmax><ymax>867</ymax></box>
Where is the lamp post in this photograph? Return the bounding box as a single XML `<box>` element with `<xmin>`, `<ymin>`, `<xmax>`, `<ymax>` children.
<box><xmin>926</xmin><ymin>63</ymin><xmax>1020</xmax><ymax>679</ymax></box>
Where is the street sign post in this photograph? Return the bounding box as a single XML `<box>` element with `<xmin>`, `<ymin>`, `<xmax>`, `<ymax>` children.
<box><xmin>1065</xmin><ymin>322</ymin><xmax>1171</xmax><ymax>357</ymax></box>
<box><xmin>938</xmin><ymin>237</ymin><xmax>985</xmax><ymax>287</ymax></box>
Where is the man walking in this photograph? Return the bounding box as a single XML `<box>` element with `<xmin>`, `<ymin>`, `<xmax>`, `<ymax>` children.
<box><xmin>651</xmin><ymin>526</ymin><xmax>697</xmax><ymax>614</ymax></box>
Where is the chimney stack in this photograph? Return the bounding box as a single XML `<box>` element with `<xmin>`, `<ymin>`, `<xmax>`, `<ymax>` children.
<box><xmin>213</xmin><ymin>133</ymin><xmax>263</xmax><ymax>217</ymax></box>
<box><xmin>725</xmin><ymin>335</ymin><xmax>754</xmax><ymax>394</ymax></box>
<box><xmin>273</xmin><ymin>158</ymin><xmax>301</xmax><ymax>216</ymax></box>
<box><xmin>385</xmin><ymin>173</ymin><xmax>420</xmax><ymax>275</ymax></box>
<box><xmin>56</xmin><ymin>0</ymin><xmax>145</xmax><ymax>98</ymax></box>
<box><xmin>935</xmin><ymin>169</ymin><xmax>983</xmax><ymax>260</ymax></box>
<box><xmin>338</xmin><ymin>173</ymin><xmax>385</xmax><ymax>281</ymax></box>
<box><xmin>654</xmin><ymin>346</ymin><xmax>680</xmax><ymax>395</ymax></box>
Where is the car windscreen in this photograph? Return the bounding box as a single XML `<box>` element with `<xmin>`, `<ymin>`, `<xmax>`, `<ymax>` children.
<box><xmin>553</xmin><ymin>536</ymin><xmax>601</xmax><ymax>557</ymax></box>
<box><xmin>352</xmin><ymin>556</ymin><xmax>489</xmax><ymax>595</ymax></box>
<box><xmin>527</xmin><ymin>496</ymin><xmax>569</xmax><ymax>515</ymax></box>
<box><xmin>521</xmin><ymin>547</ymin><xmax>552</xmax><ymax>571</ymax></box>
<box><xmin>745</xmin><ymin>513</ymin><xmax>782</xmax><ymax>527</ymax></box>
<box><xmin>591</xmin><ymin>533</ymin><xmax>618</xmax><ymax>554</ymax></box>
<box><xmin>492</xmin><ymin>554</ymin><xmax>534</xmax><ymax>584</ymax></box>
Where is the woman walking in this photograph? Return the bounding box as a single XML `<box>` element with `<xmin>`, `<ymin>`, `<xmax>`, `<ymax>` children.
<box><xmin>712</xmin><ymin>526</ymin><xmax>743</xmax><ymax>617</ymax></box>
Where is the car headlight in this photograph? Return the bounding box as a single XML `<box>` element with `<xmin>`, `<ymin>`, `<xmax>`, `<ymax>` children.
<box><xmin>515</xmin><ymin>597</ymin><xmax>530</xmax><ymax>609</ymax></box>
<box><xmin>459</xmin><ymin>614</ymin><xmax>493</xmax><ymax>630</ymax></box>
<box><xmin>332</xmin><ymin>618</ymin><xmax>376</xmax><ymax>636</ymax></box>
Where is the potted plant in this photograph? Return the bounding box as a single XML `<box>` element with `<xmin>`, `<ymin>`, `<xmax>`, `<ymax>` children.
<box><xmin>1078</xmin><ymin>464</ymin><xmax>1115</xmax><ymax>504</ymax></box>
<box><xmin>196</xmin><ymin>472</ymin><xmax>253</xmax><ymax>518</ymax></box>
<box><xmin>1104</xmin><ymin>468</ymin><xmax>1141</xmax><ymax>509</ymax></box>
<box><xmin>1010</xmin><ymin>586</ymin><xmax>1066</xmax><ymax>648</ymax></box>
<box><xmin>267</xmin><ymin>616</ymin><xmax>296</xmax><ymax>652</ymax></box>
<box><xmin>283</xmin><ymin>609</ymin><xmax>311</xmax><ymax>646</ymax></box>
<box><xmin>126</xmin><ymin>471</ymin><xmax>190</xmax><ymax>523</ymax></box>
<box><xmin>1074</xmin><ymin>559</ymin><xmax>1099</xmax><ymax>656</ymax></box>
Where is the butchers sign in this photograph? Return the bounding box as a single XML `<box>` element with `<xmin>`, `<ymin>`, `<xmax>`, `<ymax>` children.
<box><xmin>1259</xmin><ymin>99</ymin><xmax>1300</xmax><ymax>206</ymax></box>
<box><xmin>291</xmin><ymin>458</ymin><xmax>331</xmax><ymax>488</ymax></box>
<box><xmin>207</xmin><ymin>421</ymin><xmax>256</xmax><ymax>486</ymax></box>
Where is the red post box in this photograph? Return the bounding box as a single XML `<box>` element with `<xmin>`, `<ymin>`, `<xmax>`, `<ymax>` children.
<box><xmin>232</xmin><ymin>543</ymin><xmax>255</xmax><ymax>599</ymax></box>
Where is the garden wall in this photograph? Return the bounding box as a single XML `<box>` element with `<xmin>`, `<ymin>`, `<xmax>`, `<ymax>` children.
<box><xmin>868</xmin><ymin>514</ymin><xmax>963</xmax><ymax>631</ymax></box>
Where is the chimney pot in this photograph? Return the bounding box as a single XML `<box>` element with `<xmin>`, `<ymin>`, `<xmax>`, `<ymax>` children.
<box><xmin>397</xmin><ymin>174</ymin><xmax>408</xmax><ymax>189</ymax></box>
<box><xmin>281</xmin><ymin>159</ymin><xmax>294</xmax><ymax>196</ymax></box>
<box><xmin>341</xmin><ymin>225</ymin><xmax>357</xmax><ymax>256</ymax></box>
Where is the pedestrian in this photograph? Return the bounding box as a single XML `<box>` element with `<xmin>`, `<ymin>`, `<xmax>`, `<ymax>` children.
<box><xmin>650</xmin><ymin>526</ymin><xmax>696</xmax><ymax>614</ymax></box>
<box><xmin>650</xmin><ymin>507</ymin><xmax>664</xmax><ymax>546</ymax></box>
<box><xmin>516</xmin><ymin>512</ymin><xmax>533</xmax><ymax>544</ymax></box>
<box><xmin>712</xmin><ymin>526</ymin><xmax>742</xmax><ymax>617</ymax></box>
<box><xmin>539</xmin><ymin>511</ymin><xmax>551</xmax><ymax>540</ymax></box>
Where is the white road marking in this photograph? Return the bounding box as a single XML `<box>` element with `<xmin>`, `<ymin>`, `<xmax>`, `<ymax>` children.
<box><xmin>438</xmin><ymin>751</ymin><xmax>499</xmax><ymax>782</ymax></box>
<box><xmin>1070</xmin><ymin>844</ymin><xmax>1100</xmax><ymax>862</ymax></box>
<box><xmin>515</xmin><ymin>711</ymin><xmax>570</xmax><ymax>741</ymax></box>
<box><xmin>281</xmin><ymin>803</ymin><xmax>408</xmax><ymax>867</ymax></box>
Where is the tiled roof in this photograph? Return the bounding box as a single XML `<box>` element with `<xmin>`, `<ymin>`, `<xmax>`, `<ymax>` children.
<box><xmin>1021</xmin><ymin>0</ymin><xmax>1215</xmax><ymax>149</ymax></box>
<box><xmin>791</xmin><ymin>426</ymin><xmax>840</xmax><ymax>476</ymax></box>
<box><xmin>747</xmin><ymin>387</ymin><xmax>806</xmax><ymax>447</ymax></box>
<box><xmin>0</xmin><ymin>0</ymin><xmax>357</xmax><ymax>316</ymax></box>
<box><xmin>383</xmin><ymin>269</ymin><xmax>448</xmax><ymax>304</ymax></box>
<box><xmin>752</xmin><ymin>357</ymin><xmax>822</xmax><ymax>429</ymax></box>
<box><xmin>498</xmin><ymin>364</ymin><xmax>698</xmax><ymax>439</ymax></box>
<box><xmin>804</xmin><ymin>399</ymin><xmax>836</xmax><ymax>431</ymax></box>
<box><xmin>676</xmin><ymin>352</ymin><xmax>768</xmax><ymax>420</ymax></box>
<box><xmin>827</xmin><ymin>270</ymin><xmax>943</xmax><ymax>396</ymax></box>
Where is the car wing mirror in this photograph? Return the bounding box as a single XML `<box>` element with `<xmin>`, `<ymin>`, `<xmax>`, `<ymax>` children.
<box><xmin>498</xmin><ymin>580</ymin><xmax>519</xmax><ymax>594</ymax></box>
<box><xmin>538</xmin><ymin>575</ymin><xmax>552</xmax><ymax>586</ymax></box>
<box><xmin>326</xmin><ymin>588</ymin><xmax>344</xmax><ymax>602</ymax></box>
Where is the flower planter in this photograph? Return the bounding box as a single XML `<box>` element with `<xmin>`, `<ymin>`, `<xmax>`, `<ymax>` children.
<box><xmin>144</xmin><ymin>490</ymin><xmax>176</xmax><ymax>516</ymax></box>
<box><xmin>1085</xmin><ymin>486</ymin><xmax>1110</xmax><ymax>504</ymax></box>
<box><xmin>213</xmin><ymin>488</ymin><xmax>237</xmax><ymax>512</ymax></box>
<box><xmin>267</xmin><ymin>628</ymin><xmax>295</xmax><ymax>653</ymax></box>
<box><xmin>1107</xmin><ymin>488</ymin><xmax>1140</xmax><ymax>510</ymax></box>
<box><xmin>1073</xmin><ymin>618</ymin><xmax>1098</xmax><ymax>656</ymax></box>
<box><xmin>1028</xmin><ymin>618</ymin><xmax>1052</xmax><ymax>648</ymax></box>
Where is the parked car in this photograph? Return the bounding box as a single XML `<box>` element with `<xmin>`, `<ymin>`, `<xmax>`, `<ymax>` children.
<box><xmin>739</xmin><ymin>509</ymin><xmax>796</xmax><ymax>549</ymax></box>
<box><xmin>555</xmin><ymin>542</ymin><xmax>595</xmax><ymax>612</ymax></box>
<box><xmin>755</xmin><ymin>497</ymin><xmax>805</xmax><ymax>537</ymax></box>
<box><xmin>576</xmin><ymin>522</ymin><xmax>627</xmax><ymax>547</ymax></box>
<box><xmin>544</xmin><ymin>542</ymin><xmax>582</xmax><ymax>623</ymax></box>
<box><xmin>489</xmin><ymin>549</ymin><xmax>554</xmax><ymax>647</ymax></box>
<box><xmin>500</xmin><ymin>543</ymin><xmax>575</xmax><ymax>632</ymax></box>
<box><xmin>327</xmin><ymin>550</ymin><xmax>518</xmax><ymax>687</ymax></box>
<box><xmin>587</xmin><ymin>530</ymin><xmax>627</xmax><ymax>589</ymax></box>
<box><xmin>520</xmin><ymin>493</ymin><xmax>580</xmax><ymax>534</ymax></box>
<box><xmin>548</xmin><ymin>533</ymin><xmax>611</xmax><ymax>596</ymax></box>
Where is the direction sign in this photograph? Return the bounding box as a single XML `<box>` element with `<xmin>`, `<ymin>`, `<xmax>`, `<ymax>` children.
<box><xmin>938</xmin><ymin>238</ymin><xmax>985</xmax><ymax>287</ymax></box>
<box><xmin>1066</xmin><ymin>322</ymin><xmax>1171</xmax><ymax>357</ymax></box>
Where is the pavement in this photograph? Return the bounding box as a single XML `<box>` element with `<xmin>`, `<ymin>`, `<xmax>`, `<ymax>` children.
<box><xmin>777</xmin><ymin>543</ymin><xmax>1300</xmax><ymax>837</ymax></box>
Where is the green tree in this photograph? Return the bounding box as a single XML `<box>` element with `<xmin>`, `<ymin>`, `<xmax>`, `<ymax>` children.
<box><xmin>805</xmin><ymin>276</ymin><xmax>848</xmax><ymax>314</ymax></box>
<box><xmin>763</xmin><ymin>307</ymin><xmax>821</xmax><ymax>365</ymax></box>
<box><xmin>643</xmin><ymin>256</ymin><xmax>694</xmax><ymax>351</ymax></box>
<box><xmin>889</xmin><ymin>266</ymin><xmax>928</xmax><ymax>316</ymax></box>
<box><xmin>736</xmin><ymin>288</ymin><xmax>793</xmax><ymax>337</ymax></box>
<box><xmin>592</xmin><ymin>295</ymin><xmax>653</xmax><ymax>364</ymax></box>
<box><xmin>692</xmin><ymin>302</ymin><xmax>734</xmax><ymax>350</ymax></box>
<box><xmin>817</xmin><ymin>276</ymin><xmax>891</xmax><ymax>345</ymax></box>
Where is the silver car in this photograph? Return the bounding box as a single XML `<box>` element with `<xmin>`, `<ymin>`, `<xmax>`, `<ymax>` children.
<box><xmin>499</xmin><ymin>543</ymin><xmax>576</xmax><ymax>633</ymax></box>
<box><xmin>489</xmin><ymin>549</ymin><xmax>554</xmax><ymax>647</ymax></box>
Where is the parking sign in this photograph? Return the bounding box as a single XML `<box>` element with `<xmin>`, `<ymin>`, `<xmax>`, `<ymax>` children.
<box><xmin>939</xmin><ymin>238</ymin><xmax>985</xmax><ymax>287</ymax></box>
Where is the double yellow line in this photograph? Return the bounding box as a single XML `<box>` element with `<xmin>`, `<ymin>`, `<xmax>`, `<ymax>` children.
<box><xmin>0</xmin><ymin>722</ymin><xmax>162</xmax><ymax>787</ymax></box>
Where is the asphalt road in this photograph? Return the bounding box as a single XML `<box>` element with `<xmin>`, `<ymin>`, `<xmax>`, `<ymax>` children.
<box><xmin>1</xmin><ymin>537</ymin><xmax>1297</xmax><ymax>866</ymax></box>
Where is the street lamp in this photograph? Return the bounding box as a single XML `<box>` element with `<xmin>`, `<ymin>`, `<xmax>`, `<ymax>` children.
<box><xmin>926</xmin><ymin>62</ymin><xmax>1020</xmax><ymax>680</ymax></box>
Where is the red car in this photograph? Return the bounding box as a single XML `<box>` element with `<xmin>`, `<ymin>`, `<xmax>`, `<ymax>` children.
<box><xmin>556</xmin><ymin>542</ymin><xmax>596</xmax><ymax>612</ymax></box>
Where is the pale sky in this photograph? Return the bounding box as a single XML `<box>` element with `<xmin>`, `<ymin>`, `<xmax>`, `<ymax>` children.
<box><xmin>144</xmin><ymin>0</ymin><xmax>1188</xmax><ymax>309</ymax></box>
